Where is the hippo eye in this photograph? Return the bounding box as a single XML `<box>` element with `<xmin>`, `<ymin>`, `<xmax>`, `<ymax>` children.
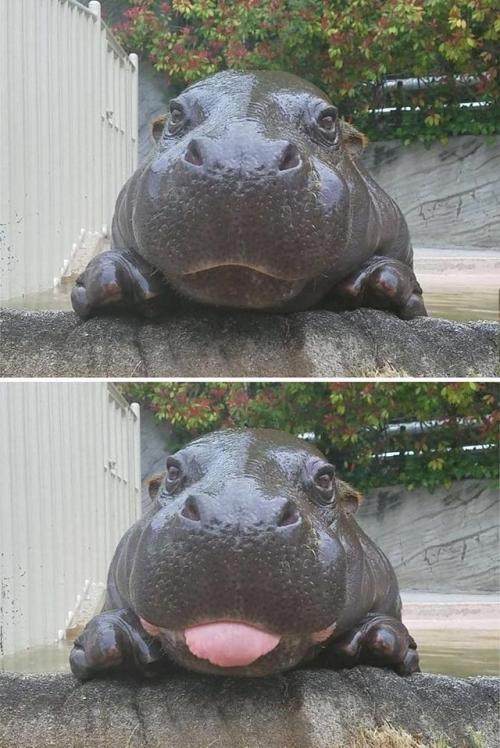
<box><xmin>317</xmin><ymin>109</ymin><xmax>337</xmax><ymax>132</ymax></box>
<box><xmin>170</xmin><ymin>108</ymin><xmax>183</xmax><ymax>124</ymax></box>
<box><xmin>313</xmin><ymin>465</ymin><xmax>336</xmax><ymax>504</ymax></box>
<box><xmin>316</xmin><ymin>473</ymin><xmax>332</xmax><ymax>490</ymax></box>
<box><xmin>168</xmin><ymin>103</ymin><xmax>186</xmax><ymax>132</ymax></box>
<box><xmin>165</xmin><ymin>458</ymin><xmax>183</xmax><ymax>491</ymax></box>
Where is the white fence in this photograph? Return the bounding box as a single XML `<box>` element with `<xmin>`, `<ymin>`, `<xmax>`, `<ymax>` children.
<box><xmin>0</xmin><ymin>0</ymin><xmax>138</xmax><ymax>303</ymax></box>
<box><xmin>0</xmin><ymin>382</ymin><xmax>141</xmax><ymax>657</ymax></box>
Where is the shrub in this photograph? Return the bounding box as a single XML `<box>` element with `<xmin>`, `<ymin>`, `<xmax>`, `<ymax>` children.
<box><xmin>113</xmin><ymin>0</ymin><xmax>499</xmax><ymax>144</ymax></box>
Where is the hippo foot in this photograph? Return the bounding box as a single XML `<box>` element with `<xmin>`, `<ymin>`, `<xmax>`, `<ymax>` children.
<box><xmin>322</xmin><ymin>613</ymin><xmax>420</xmax><ymax>676</ymax></box>
<box><xmin>330</xmin><ymin>256</ymin><xmax>427</xmax><ymax>320</ymax></box>
<box><xmin>70</xmin><ymin>608</ymin><xmax>165</xmax><ymax>681</ymax></box>
<box><xmin>71</xmin><ymin>249</ymin><xmax>168</xmax><ymax>320</ymax></box>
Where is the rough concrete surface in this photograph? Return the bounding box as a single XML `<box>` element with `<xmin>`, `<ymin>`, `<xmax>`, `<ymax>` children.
<box><xmin>0</xmin><ymin>668</ymin><xmax>498</xmax><ymax>748</ymax></box>
<box><xmin>1</xmin><ymin>309</ymin><xmax>498</xmax><ymax>377</ymax></box>
<box><xmin>357</xmin><ymin>480</ymin><xmax>500</xmax><ymax>592</ymax></box>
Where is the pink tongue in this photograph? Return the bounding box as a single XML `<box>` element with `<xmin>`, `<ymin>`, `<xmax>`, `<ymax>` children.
<box><xmin>184</xmin><ymin>622</ymin><xmax>281</xmax><ymax>667</ymax></box>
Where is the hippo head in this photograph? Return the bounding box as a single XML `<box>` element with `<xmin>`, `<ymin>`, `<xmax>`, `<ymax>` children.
<box><xmin>131</xmin><ymin>71</ymin><xmax>372</xmax><ymax>311</ymax></box>
<box><xmin>128</xmin><ymin>429</ymin><xmax>364</xmax><ymax>677</ymax></box>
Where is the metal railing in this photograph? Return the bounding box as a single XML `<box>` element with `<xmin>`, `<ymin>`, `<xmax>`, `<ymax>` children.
<box><xmin>0</xmin><ymin>0</ymin><xmax>138</xmax><ymax>303</ymax></box>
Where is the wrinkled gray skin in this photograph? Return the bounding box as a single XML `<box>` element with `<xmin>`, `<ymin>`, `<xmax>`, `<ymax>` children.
<box><xmin>71</xmin><ymin>71</ymin><xmax>426</xmax><ymax>320</ymax></box>
<box><xmin>70</xmin><ymin>429</ymin><xmax>419</xmax><ymax>681</ymax></box>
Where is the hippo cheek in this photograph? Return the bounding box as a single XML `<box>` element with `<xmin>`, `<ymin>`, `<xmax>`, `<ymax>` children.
<box><xmin>308</xmin><ymin>158</ymin><xmax>366</xmax><ymax>278</ymax></box>
<box><xmin>313</xmin><ymin>160</ymin><xmax>350</xmax><ymax>236</ymax></box>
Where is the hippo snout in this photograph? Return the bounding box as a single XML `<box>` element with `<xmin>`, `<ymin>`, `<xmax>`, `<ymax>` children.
<box><xmin>128</xmin><ymin>432</ymin><xmax>352</xmax><ymax>663</ymax></box>
<box><xmin>183</xmin><ymin>135</ymin><xmax>302</xmax><ymax>177</ymax></box>
<box><xmin>177</xmin><ymin>492</ymin><xmax>302</xmax><ymax>531</ymax></box>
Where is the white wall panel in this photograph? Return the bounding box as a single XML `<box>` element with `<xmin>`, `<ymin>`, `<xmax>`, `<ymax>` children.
<box><xmin>0</xmin><ymin>0</ymin><xmax>138</xmax><ymax>302</ymax></box>
<box><xmin>0</xmin><ymin>382</ymin><xmax>141</xmax><ymax>656</ymax></box>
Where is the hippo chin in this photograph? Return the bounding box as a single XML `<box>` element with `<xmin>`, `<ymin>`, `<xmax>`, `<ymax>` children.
<box><xmin>70</xmin><ymin>429</ymin><xmax>419</xmax><ymax>681</ymax></box>
<box><xmin>71</xmin><ymin>70</ymin><xmax>426</xmax><ymax>320</ymax></box>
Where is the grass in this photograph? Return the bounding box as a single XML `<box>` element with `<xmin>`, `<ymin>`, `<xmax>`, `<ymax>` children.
<box><xmin>341</xmin><ymin>723</ymin><xmax>487</xmax><ymax>748</ymax></box>
<box><xmin>354</xmin><ymin>364</ymin><xmax>410</xmax><ymax>377</ymax></box>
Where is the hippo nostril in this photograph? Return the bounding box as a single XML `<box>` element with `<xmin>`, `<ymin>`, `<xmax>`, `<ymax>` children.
<box><xmin>184</xmin><ymin>140</ymin><xmax>204</xmax><ymax>167</ymax></box>
<box><xmin>278</xmin><ymin>143</ymin><xmax>301</xmax><ymax>172</ymax></box>
<box><xmin>181</xmin><ymin>496</ymin><xmax>201</xmax><ymax>522</ymax></box>
<box><xmin>277</xmin><ymin>501</ymin><xmax>300</xmax><ymax>528</ymax></box>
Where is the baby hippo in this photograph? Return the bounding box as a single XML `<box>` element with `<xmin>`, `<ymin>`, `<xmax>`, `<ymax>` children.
<box><xmin>70</xmin><ymin>429</ymin><xmax>419</xmax><ymax>681</ymax></box>
<box><xmin>72</xmin><ymin>71</ymin><xmax>426</xmax><ymax>321</ymax></box>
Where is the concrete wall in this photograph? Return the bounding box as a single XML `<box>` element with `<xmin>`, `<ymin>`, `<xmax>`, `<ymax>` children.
<box><xmin>363</xmin><ymin>136</ymin><xmax>500</xmax><ymax>250</ymax></box>
<box><xmin>357</xmin><ymin>480</ymin><xmax>499</xmax><ymax>593</ymax></box>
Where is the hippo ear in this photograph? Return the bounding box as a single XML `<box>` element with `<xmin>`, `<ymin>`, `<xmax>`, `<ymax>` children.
<box><xmin>337</xmin><ymin>480</ymin><xmax>363</xmax><ymax>515</ymax></box>
<box><xmin>151</xmin><ymin>114</ymin><xmax>168</xmax><ymax>143</ymax></box>
<box><xmin>341</xmin><ymin>121</ymin><xmax>368</xmax><ymax>161</ymax></box>
<box><xmin>145</xmin><ymin>472</ymin><xmax>166</xmax><ymax>500</ymax></box>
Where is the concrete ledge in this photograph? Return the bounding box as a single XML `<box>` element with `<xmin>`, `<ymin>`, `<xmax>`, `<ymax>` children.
<box><xmin>0</xmin><ymin>668</ymin><xmax>498</xmax><ymax>748</ymax></box>
<box><xmin>0</xmin><ymin>309</ymin><xmax>498</xmax><ymax>377</ymax></box>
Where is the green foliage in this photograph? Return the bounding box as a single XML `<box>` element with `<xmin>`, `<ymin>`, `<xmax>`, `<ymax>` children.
<box><xmin>122</xmin><ymin>382</ymin><xmax>499</xmax><ymax>491</ymax></box>
<box><xmin>113</xmin><ymin>0</ymin><xmax>499</xmax><ymax>144</ymax></box>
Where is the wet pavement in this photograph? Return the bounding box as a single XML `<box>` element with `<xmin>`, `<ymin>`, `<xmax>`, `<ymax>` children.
<box><xmin>401</xmin><ymin>592</ymin><xmax>500</xmax><ymax>678</ymax></box>
<box><xmin>413</xmin><ymin>248</ymin><xmax>499</xmax><ymax>322</ymax></box>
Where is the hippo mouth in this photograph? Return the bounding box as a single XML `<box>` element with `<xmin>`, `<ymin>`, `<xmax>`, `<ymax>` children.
<box><xmin>139</xmin><ymin>616</ymin><xmax>336</xmax><ymax>669</ymax></box>
<box><xmin>174</xmin><ymin>264</ymin><xmax>308</xmax><ymax>310</ymax></box>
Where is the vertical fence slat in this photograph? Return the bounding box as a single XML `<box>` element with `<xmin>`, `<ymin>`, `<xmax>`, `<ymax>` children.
<box><xmin>0</xmin><ymin>0</ymin><xmax>138</xmax><ymax>303</ymax></box>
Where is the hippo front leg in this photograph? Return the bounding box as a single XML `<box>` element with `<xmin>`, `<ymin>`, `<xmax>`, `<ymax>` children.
<box><xmin>70</xmin><ymin>608</ymin><xmax>165</xmax><ymax>681</ymax></box>
<box><xmin>318</xmin><ymin>613</ymin><xmax>420</xmax><ymax>676</ymax></box>
<box><xmin>71</xmin><ymin>248</ymin><xmax>169</xmax><ymax>320</ymax></box>
<box><xmin>328</xmin><ymin>256</ymin><xmax>427</xmax><ymax>320</ymax></box>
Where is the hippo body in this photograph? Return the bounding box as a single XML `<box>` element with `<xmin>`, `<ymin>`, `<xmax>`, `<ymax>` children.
<box><xmin>71</xmin><ymin>71</ymin><xmax>426</xmax><ymax>320</ymax></box>
<box><xmin>70</xmin><ymin>429</ymin><xmax>419</xmax><ymax>681</ymax></box>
